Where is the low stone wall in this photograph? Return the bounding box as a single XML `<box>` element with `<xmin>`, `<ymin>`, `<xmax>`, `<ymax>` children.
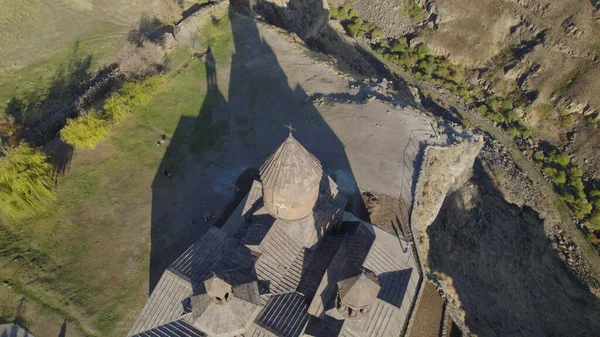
<box><xmin>173</xmin><ymin>1</ymin><xmax>229</xmax><ymax>47</ymax></box>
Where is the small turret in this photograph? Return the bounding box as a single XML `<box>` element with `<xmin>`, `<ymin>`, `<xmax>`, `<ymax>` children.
<box><xmin>336</xmin><ymin>269</ymin><xmax>381</xmax><ymax>318</ymax></box>
<box><xmin>204</xmin><ymin>272</ymin><xmax>232</xmax><ymax>304</ymax></box>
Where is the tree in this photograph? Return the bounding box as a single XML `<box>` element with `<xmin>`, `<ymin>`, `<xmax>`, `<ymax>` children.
<box><xmin>0</xmin><ymin>143</ymin><xmax>55</xmax><ymax>218</ymax></box>
<box><xmin>347</xmin><ymin>18</ymin><xmax>364</xmax><ymax>37</ymax></box>
<box><xmin>551</xmin><ymin>170</ymin><xmax>567</xmax><ymax>184</ymax></box>
<box><xmin>554</xmin><ymin>153</ymin><xmax>570</xmax><ymax>167</ymax></box>
<box><xmin>543</xmin><ymin>167</ymin><xmax>558</xmax><ymax>178</ymax></box>
<box><xmin>61</xmin><ymin>111</ymin><xmax>109</xmax><ymax>150</ymax></box>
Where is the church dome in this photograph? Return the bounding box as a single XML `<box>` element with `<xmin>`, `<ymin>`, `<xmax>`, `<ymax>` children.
<box><xmin>259</xmin><ymin>133</ymin><xmax>323</xmax><ymax>220</ymax></box>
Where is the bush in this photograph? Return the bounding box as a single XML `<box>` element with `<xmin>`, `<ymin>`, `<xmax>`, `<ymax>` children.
<box><xmin>507</xmin><ymin>126</ymin><xmax>520</xmax><ymax>137</ymax></box>
<box><xmin>519</xmin><ymin>127</ymin><xmax>532</xmax><ymax>139</ymax></box>
<box><xmin>487</xmin><ymin>112</ymin><xmax>505</xmax><ymax>123</ymax></box>
<box><xmin>477</xmin><ymin>104</ymin><xmax>488</xmax><ymax>116</ymax></box>
<box><xmin>103</xmin><ymin>76</ymin><xmax>164</xmax><ymax>122</ymax></box>
<box><xmin>347</xmin><ymin>18</ymin><xmax>364</xmax><ymax>37</ymax></box>
<box><xmin>560</xmin><ymin>115</ymin><xmax>574</xmax><ymax>128</ymax></box>
<box><xmin>543</xmin><ymin>167</ymin><xmax>558</xmax><ymax>178</ymax></box>
<box><xmin>534</xmin><ymin>151</ymin><xmax>545</xmax><ymax>161</ymax></box>
<box><xmin>588</xmin><ymin>211</ymin><xmax>600</xmax><ymax>230</ymax></box>
<box><xmin>60</xmin><ymin>111</ymin><xmax>109</xmax><ymax>150</ymax></box>
<box><xmin>573</xmin><ymin>199</ymin><xmax>593</xmax><ymax>218</ymax></box>
<box><xmin>118</xmin><ymin>41</ymin><xmax>165</xmax><ymax>80</ymax></box>
<box><xmin>501</xmin><ymin>100</ymin><xmax>514</xmax><ymax>112</ymax></box>
<box><xmin>329</xmin><ymin>6</ymin><xmax>339</xmax><ymax>19</ymax></box>
<box><xmin>370</xmin><ymin>27</ymin><xmax>384</xmax><ymax>39</ymax></box>
<box><xmin>0</xmin><ymin>143</ymin><xmax>55</xmax><ymax>218</ymax></box>
<box><xmin>551</xmin><ymin>170</ymin><xmax>567</xmax><ymax>184</ymax></box>
<box><xmin>554</xmin><ymin>153</ymin><xmax>570</xmax><ymax>167</ymax></box>
<box><xmin>570</xmin><ymin>166</ymin><xmax>583</xmax><ymax>178</ymax></box>
<box><xmin>506</xmin><ymin>110</ymin><xmax>520</xmax><ymax>123</ymax></box>
<box><xmin>102</xmin><ymin>94</ymin><xmax>131</xmax><ymax>122</ymax></box>
<box><xmin>155</xmin><ymin>0</ymin><xmax>182</xmax><ymax>26</ymax></box>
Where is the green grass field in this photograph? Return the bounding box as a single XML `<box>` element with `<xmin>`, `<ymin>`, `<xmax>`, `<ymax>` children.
<box><xmin>0</xmin><ymin>9</ymin><xmax>234</xmax><ymax>336</ymax></box>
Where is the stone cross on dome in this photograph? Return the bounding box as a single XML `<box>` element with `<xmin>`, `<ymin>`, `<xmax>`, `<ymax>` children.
<box><xmin>285</xmin><ymin>123</ymin><xmax>296</xmax><ymax>135</ymax></box>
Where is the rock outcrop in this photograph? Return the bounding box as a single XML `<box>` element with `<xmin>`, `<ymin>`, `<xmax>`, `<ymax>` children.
<box><xmin>410</xmin><ymin>134</ymin><xmax>484</xmax><ymax>259</ymax></box>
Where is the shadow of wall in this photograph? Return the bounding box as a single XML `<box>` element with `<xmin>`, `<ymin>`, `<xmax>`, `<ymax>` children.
<box><xmin>148</xmin><ymin>3</ymin><xmax>365</xmax><ymax>292</ymax></box>
<box><xmin>426</xmin><ymin>159</ymin><xmax>600</xmax><ymax>336</ymax></box>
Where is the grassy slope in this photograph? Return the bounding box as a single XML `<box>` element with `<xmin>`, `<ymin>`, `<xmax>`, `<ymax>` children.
<box><xmin>0</xmin><ymin>13</ymin><xmax>234</xmax><ymax>336</ymax></box>
<box><xmin>0</xmin><ymin>0</ymin><xmax>149</xmax><ymax>75</ymax></box>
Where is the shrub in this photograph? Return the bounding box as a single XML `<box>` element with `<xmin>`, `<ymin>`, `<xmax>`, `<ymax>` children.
<box><xmin>118</xmin><ymin>41</ymin><xmax>165</xmax><ymax>80</ymax></box>
<box><xmin>554</xmin><ymin>153</ymin><xmax>570</xmax><ymax>167</ymax></box>
<box><xmin>0</xmin><ymin>143</ymin><xmax>55</xmax><ymax>218</ymax></box>
<box><xmin>102</xmin><ymin>94</ymin><xmax>131</xmax><ymax>122</ymax></box>
<box><xmin>60</xmin><ymin>111</ymin><xmax>109</xmax><ymax>151</ymax></box>
<box><xmin>588</xmin><ymin>211</ymin><xmax>600</xmax><ymax>230</ymax></box>
<box><xmin>370</xmin><ymin>27</ymin><xmax>384</xmax><ymax>39</ymax></box>
<box><xmin>560</xmin><ymin>191</ymin><xmax>575</xmax><ymax>204</ymax></box>
<box><xmin>570</xmin><ymin>166</ymin><xmax>583</xmax><ymax>178</ymax></box>
<box><xmin>488</xmin><ymin>96</ymin><xmax>503</xmax><ymax>113</ymax></box>
<box><xmin>477</xmin><ymin>104</ymin><xmax>488</xmax><ymax>116</ymax></box>
<box><xmin>501</xmin><ymin>100</ymin><xmax>514</xmax><ymax>112</ymax></box>
<box><xmin>569</xmin><ymin>177</ymin><xmax>585</xmax><ymax>193</ymax></box>
<box><xmin>487</xmin><ymin>112</ymin><xmax>505</xmax><ymax>123</ymax></box>
<box><xmin>573</xmin><ymin>199</ymin><xmax>593</xmax><ymax>218</ymax></box>
<box><xmin>103</xmin><ymin>76</ymin><xmax>164</xmax><ymax>122</ymax></box>
<box><xmin>534</xmin><ymin>151</ymin><xmax>545</xmax><ymax>161</ymax></box>
<box><xmin>543</xmin><ymin>167</ymin><xmax>558</xmax><ymax>178</ymax></box>
<box><xmin>519</xmin><ymin>127</ymin><xmax>532</xmax><ymax>139</ymax></box>
<box><xmin>155</xmin><ymin>0</ymin><xmax>182</xmax><ymax>26</ymax></box>
<box><xmin>560</xmin><ymin>115</ymin><xmax>574</xmax><ymax>128</ymax></box>
<box><xmin>551</xmin><ymin>170</ymin><xmax>567</xmax><ymax>184</ymax></box>
<box><xmin>347</xmin><ymin>18</ymin><xmax>364</xmax><ymax>37</ymax></box>
<box><xmin>507</xmin><ymin>126</ymin><xmax>520</xmax><ymax>137</ymax></box>
<box><xmin>506</xmin><ymin>110</ymin><xmax>520</xmax><ymax>123</ymax></box>
<box><xmin>329</xmin><ymin>6</ymin><xmax>339</xmax><ymax>19</ymax></box>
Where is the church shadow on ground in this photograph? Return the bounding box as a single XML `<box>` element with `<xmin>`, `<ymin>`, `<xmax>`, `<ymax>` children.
<box><xmin>148</xmin><ymin>3</ymin><xmax>368</xmax><ymax>293</ymax></box>
<box><xmin>426</xmin><ymin>159</ymin><xmax>600</xmax><ymax>336</ymax></box>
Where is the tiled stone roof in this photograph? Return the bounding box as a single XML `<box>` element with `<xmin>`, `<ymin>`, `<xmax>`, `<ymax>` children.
<box><xmin>132</xmin><ymin>320</ymin><xmax>205</xmax><ymax>337</ymax></box>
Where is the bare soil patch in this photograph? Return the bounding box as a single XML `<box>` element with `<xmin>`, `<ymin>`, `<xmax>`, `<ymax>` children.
<box><xmin>408</xmin><ymin>281</ymin><xmax>444</xmax><ymax>337</ymax></box>
<box><xmin>361</xmin><ymin>191</ymin><xmax>411</xmax><ymax>238</ymax></box>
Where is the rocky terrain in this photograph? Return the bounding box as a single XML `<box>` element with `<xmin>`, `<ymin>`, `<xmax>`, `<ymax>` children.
<box><xmin>426</xmin><ymin>161</ymin><xmax>600</xmax><ymax>336</ymax></box>
<box><xmin>346</xmin><ymin>0</ymin><xmax>600</xmax><ymax>178</ymax></box>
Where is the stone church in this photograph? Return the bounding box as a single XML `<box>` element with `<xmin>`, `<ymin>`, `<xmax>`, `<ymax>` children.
<box><xmin>128</xmin><ymin>133</ymin><xmax>419</xmax><ymax>337</ymax></box>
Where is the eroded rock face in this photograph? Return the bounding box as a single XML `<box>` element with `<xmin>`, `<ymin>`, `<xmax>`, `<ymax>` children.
<box><xmin>410</xmin><ymin>134</ymin><xmax>484</xmax><ymax>257</ymax></box>
<box><xmin>427</xmin><ymin>169</ymin><xmax>600</xmax><ymax>337</ymax></box>
<box><xmin>251</xmin><ymin>0</ymin><xmax>330</xmax><ymax>39</ymax></box>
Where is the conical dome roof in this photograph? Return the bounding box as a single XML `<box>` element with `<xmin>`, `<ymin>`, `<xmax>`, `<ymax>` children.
<box><xmin>337</xmin><ymin>270</ymin><xmax>381</xmax><ymax>310</ymax></box>
<box><xmin>260</xmin><ymin>133</ymin><xmax>323</xmax><ymax>220</ymax></box>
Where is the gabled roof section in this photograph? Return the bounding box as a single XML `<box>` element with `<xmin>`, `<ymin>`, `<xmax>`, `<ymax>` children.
<box><xmin>128</xmin><ymin>270</ymin><xmax>193</xmax><ymax>336</ymax></box>
<box><xmin>256</xmin><ymin>292</ymin><xmax>310</xmax><ymax>337</ymax></box>
<box><xmin>169</xmin><ymin>226</ymin><xmax>228</xmax><ymax>289</ymax></box>
<box><xmin>131</xmin><ymin>320</ymin><xmax>205</xmax><ymax>337</ymax></box>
